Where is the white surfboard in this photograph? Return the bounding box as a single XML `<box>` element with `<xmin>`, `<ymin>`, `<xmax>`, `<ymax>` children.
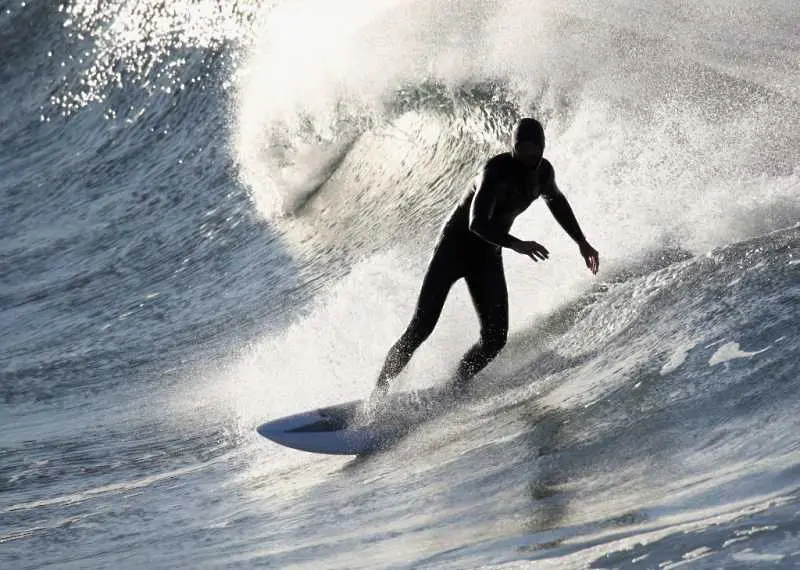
<box><xmin>256</xmin><ymin>387</ymin><xmax>456</xmax><ymax>455</ymax></box>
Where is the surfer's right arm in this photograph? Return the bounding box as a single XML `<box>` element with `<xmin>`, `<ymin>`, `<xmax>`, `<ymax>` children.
<box><xmin>469</xmin><ymin>161</ymin><xmax>550</xmax><ymax>261</ymax></box>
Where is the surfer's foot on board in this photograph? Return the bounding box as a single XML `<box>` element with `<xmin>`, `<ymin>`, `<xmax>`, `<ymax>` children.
<box><xmin>369</xmin><ymin>379</ymin><xmax>389</xmax><ymax>405</ymax></box>
<box><xmin>443</xmin><ymin>377</ymin><xmax>470</xmax><ymax>399</ymax></box>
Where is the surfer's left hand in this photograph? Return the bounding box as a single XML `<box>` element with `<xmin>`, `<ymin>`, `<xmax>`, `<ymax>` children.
<box><xmin>579</xmin><ymin>241</ymin><xmax>599</xmax><ymax>274</ymax></box>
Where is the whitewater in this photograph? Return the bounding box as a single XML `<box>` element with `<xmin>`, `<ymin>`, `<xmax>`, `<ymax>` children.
<box><xmin>1</xmin><ymin>0</ymin><xmax>799</xmax><ymax>568</ymax></box>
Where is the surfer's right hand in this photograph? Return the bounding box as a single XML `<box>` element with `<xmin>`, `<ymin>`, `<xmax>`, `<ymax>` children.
<box><xmin>579</xmin><ymin>241</ymin><xmax>599</xmax><ymax>274</ymax></box>
<box><xmin>513</xmin><ymin>240</ymin><xmax>549</xmax><ymax>262</ymax></box>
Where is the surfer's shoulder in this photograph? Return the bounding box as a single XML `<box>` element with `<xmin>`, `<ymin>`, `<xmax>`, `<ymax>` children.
<box><xmin>538</xmin><ymin>158</ymin><xmax>555</xmax><ymax>182</ymax></box>
<box><xmin>537</xmin><ymin>158</ymin><xmax>562</xmax><ymax>199</ymax></box>
<box><xmin>482</xmin><ymin>152</ymin><xmax>514</xmax><ymax>179</ymax></box>
<box><xmin>485</xmin><ymin>152</ymin><xmax>513</xmax><ymax>170</ymax></box>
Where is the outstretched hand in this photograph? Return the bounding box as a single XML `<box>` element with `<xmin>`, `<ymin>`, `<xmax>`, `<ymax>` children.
<box><xmin>513</xmin><ymin>240</ymin><xmax>550</xmax><ymax>262</ymax></box>
<box><xmin>579</xmin><ymin>241</ymin><xmax>599</xmax><ymax>274</ymax></box>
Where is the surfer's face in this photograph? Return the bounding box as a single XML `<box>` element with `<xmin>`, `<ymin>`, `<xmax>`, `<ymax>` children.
<box><xmin>513</xmin><ymin>141</ymin><xmax>543</xmax><ymax>168</ymax></box>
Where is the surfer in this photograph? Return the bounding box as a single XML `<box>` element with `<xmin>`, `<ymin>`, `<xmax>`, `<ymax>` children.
<box><xmin>372</xmin><ymin>117</ymin><xmax>599</xmax><ymax>399</ymax></box>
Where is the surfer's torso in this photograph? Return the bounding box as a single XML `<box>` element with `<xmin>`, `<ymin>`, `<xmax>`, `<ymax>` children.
<box><xmin>439</xmin><ymin>153</ymin><xmax>558</xmax><ymax>257</ymax></box>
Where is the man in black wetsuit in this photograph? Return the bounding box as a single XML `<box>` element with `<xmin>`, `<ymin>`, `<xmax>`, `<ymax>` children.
<box><xmin>372</xmin><ymin>118</ymin><xmax>599</xmax><ymax>398</ymax></box>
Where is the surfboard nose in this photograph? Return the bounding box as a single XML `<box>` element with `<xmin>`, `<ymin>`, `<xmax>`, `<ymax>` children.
<box><xmin>255</xmin><ymin>404</ymin><xmax>380</xmax><ymax>455</ymax></box>
<box><xmin>256</xmin><ymin>411</ymin><xmax>323</xmax><ymax>437</ymax></box>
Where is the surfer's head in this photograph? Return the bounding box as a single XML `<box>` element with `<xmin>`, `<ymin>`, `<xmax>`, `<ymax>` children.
<box><xmin>512</xmin><ymin>117</ymin><xmax>545</xmax><ymax>167</ymax></box>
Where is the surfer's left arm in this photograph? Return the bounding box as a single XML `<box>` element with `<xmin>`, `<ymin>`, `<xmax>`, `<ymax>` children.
<box><xmin>541</xmin><ymin>161</ymin><xmax>599</xmax><ymax>274</ymax></box>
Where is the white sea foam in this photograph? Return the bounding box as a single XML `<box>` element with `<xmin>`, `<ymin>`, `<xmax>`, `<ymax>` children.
<box><xmin>708</xmin><ymin>341</ymin><xmax>769</xmax><ymax>367</ymax></box>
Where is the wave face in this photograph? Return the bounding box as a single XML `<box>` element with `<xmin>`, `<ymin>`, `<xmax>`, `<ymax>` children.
<box><xmin>1</xmin><ymin>0</ymin><xmax>799</xmax><ymax>568</ymax></box>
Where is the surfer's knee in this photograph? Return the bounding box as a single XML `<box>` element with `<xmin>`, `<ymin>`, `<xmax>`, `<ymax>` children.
<box><xmin>384</xmin><ymin>316</ymin><xmax>436</xmax><ymax>372</ymax></box>
<box><xmin>402</xmin><ymin>316</ymin><xmax>435</xmax><ymax>349</ymax></box>
<box><xmin>394</xmin><ymin>315</ymin><xmax>435</xmax><ymax>355</ymax></box>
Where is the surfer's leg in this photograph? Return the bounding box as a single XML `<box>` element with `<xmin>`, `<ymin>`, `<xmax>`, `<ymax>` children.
<box><xmin>375</xmin><ymin>250</ymin><xmax>459</xmax><ymax>392</ymax></box>
<box><xmin>453</xmin><ymin>256</ymin><xmax>509</xmax><ymax>390</ymax></box>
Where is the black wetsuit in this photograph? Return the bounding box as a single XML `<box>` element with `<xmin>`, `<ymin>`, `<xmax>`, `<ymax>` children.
<box><xmin>376</xmin><ymin>152</ymin><xmax>586</xmax><ymax>391</ymax></box>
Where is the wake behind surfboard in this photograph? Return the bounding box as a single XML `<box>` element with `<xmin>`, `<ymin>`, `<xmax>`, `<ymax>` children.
<box><xmin>256</xmin><ymin>387</ymin><xmax>457</xmax><ymax>455</ymax></box>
